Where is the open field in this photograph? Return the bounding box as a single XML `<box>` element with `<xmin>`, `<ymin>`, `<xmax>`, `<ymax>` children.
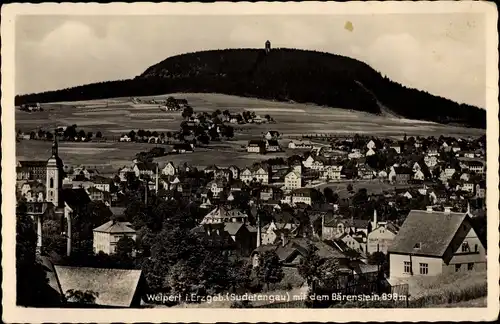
<box><xmin>15</xmin><ymin>93</ymin><xmax>485</xmax><ymax>170</ymax></box>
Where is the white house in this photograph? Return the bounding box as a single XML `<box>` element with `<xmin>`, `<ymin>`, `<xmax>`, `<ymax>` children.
<box><xmin>284</xmin><ymin>171</ymin><xmax>302</xmax><ymax>190</ymax></box>
<box><xmin>320</xmin><ymin>165</ymin><xmax>343</xmax><ymax>180</ymax></box>
<box><xmin>388</xmin><ymin>208</ymin><xmax>486</xmax><ymax>280</ymax></box>
<box><xmin>93</xmin><ymin>221</ymin><xmax>136</xmax><ymax>255</ymax></box>
<box><xmin>365</xmin><ymin>148</ymin><xmax>376</xmax><ymax>157</ymax></box>
<box><xmin>161</xmin><ymin>162</ymin><xmax>177</xmax><ymax>176</ymax></box>
<box><xmin>413</xmin><ymin>170</ymin><xmax>425</xmax><ymax>181</ymax></box>
<box><xmin>366</xmin><ymin>140</ymin><xmax>376</xmax><ymax>150</ymax></box>
<box><xmin>302</xmin><ymin>156</ymin><xmax>316</xmax><ymax>168</ymax></box>
<box><xmin>288</xmin><ymin>140</ymin><xmax>313</xmax><ymax>149</ymax></box>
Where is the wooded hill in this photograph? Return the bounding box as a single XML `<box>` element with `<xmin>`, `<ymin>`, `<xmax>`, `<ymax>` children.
<box><xmin>16</xmin><ymin>48</ymin><xmax>485</xmax><ymax>128</ymax></box>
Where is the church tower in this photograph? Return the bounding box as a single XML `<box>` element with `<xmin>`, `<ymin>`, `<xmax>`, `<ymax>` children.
<box><xmin>265</xmin><ymin>40</ymin><xmax>271</xmax><ymax>54</ymax></box>
<box><xmin>46</xmin><ymin>134</ymin><xmax>63</xmax><ymax>207</ymax></box>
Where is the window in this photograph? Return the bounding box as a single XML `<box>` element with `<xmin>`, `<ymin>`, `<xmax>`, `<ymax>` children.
<box><xmin>468</xmin><ymin>263</ymin><xmax>474</xmax><ymax>271</ymax></box>
<box><xmin>462</xmin><ymin>242</ymin><xmax>470</xmax><ymax>252</ymax></box>
<box><xmin>404</xmin><ymin>261</ymin><xmax>411</xmax><ymax>274</ymax></box>
<box><xmin>419</xmin><ymin>263</ymin><xmax>428</xmax><ymax>275</ymax></box>
<box><xmin>49</xmin><ymin>177</ymin><xmax>54</xmax><ymax>188</ymax></box>
<box><xmin>455</xmin><ymin>264</ymin><xmax>461</xmax><ymax>272</ymax></box>
<box><xmin>474</xmin><ymin>244</ymin><xmax>478</xmax><ymax>252</ymax></box>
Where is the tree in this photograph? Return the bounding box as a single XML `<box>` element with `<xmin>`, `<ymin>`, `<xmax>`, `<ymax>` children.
<box><xmin>323</xmin><ymin>187</ymin><xmax>334</xmax><ymax>203</ymax></box>
<box><xmin>65</xmin><ymin>289</ymin><xmax>99</xmax><ymax>304</ymax></box>
<box><xmin>116</xmin><ymin>235</ymin><xmax>136</xmax><ymax>257</ymax></box>
<box><xmin>96</xmin><ymin>131</ymin><xmax>102</xmax><ymax>138</ymax></box>
<box><xmin>182</xmin><ymin>106</ymin><xmax>194</xmax><ymax>119</ymax></box>
<box><xmin>16</xmin><ymin>203</ymin><xmax>60</xmax><ymax>306</ymax></box>
<box><xmin>86</xmin><ymin>131</ymin><xmax>93</xmax><ymax>140</ymax></box>
<box><xmin>347</xmin><ymin>183</ymin><xmax>354</xmax><ymax>193</ymax></box>
<box><xmin>256</xmin><ymin>251</ymin><xmax>283</xmax><ymax>290</ymax></box>
<box><xmin>78</xmin><ymin>130</ymin><xmax>86</xmax><ymax>138</ymax></box>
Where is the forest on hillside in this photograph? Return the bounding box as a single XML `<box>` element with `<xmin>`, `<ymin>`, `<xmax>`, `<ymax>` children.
<box><xmin>15</xmin><ymin>48</ymin><xmax>485</xmax><ymax>129</ymax></box>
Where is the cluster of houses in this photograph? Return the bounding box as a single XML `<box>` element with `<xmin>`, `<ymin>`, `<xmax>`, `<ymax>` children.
<box><xmin>16</xmin><ymin>130</ymin><xmax>487</xmax><ymax>308</ymax></box>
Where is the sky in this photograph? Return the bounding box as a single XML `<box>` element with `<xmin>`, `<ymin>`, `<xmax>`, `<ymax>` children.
<box><xmin>15</xmin><ymin>13</ymin><xmax>486</xmax><ymax>107</ymax></box>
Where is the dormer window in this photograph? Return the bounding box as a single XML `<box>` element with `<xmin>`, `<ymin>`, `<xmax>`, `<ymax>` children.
<box><xmin>413</xmin><ymin>242</ymin><xmax>421</xmax><ymax>249</ymax></box>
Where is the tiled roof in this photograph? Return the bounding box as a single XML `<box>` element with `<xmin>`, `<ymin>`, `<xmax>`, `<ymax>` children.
<box><xmin>388</xmin><ymin>210</ymin><xmax>468</xmax><ymax>257</ymax></box>
<box><xmin>54</xmin><ymin>266</ymin><xmax>142</xmax><ymax>307</ymax></box>
<box><xmin>224</xmin><ymin>222</ymin><xmax>244</xmax><ymax>236</ymax></box>
<box><xmin>93</xmin><ymin>220</ymin><xmax>136</xmax><ymax>234</ymax></box>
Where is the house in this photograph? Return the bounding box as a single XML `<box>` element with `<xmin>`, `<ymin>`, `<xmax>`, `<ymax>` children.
<box><xmin>289</xmin><ymin>188</ymin><xmax>323</xmax><ymax>206</ymax></box>
<box><xmin>253</xmin><ymin>166</ymin><xmax>270</xmax><ymax>184</ymax></box>
<box><xmin>320</xmin><ymin>165</ymin><xmax>343</xmax><ymax>181</ymax></box>
<box><xmin>366</xmin><ymin>140</ymin><xmax>376</xmax><ymax>150</ymax></box>
<box><xmin>302</xmin><ymin>155</ymin><xmax>316</xmax><ymax>168</ymax></box>
<box><xmin>161</xmin><ymin>162</ymin><xmax>177</xmax><ymax>176</ymax></box>
<box><xmin>119</xmin><ymin>135</ymin><xmax>132</xmax><ymax>142</ymax></box>
<box><xmin>322</xmin><ymin>218</ymin><xmax>371</xmax><ymax>240</ymax></box>
<box><xmin>358</xmin><ymin>165</ymin><xmax>376</xmax><ymax>180</ymax></box>
<box><xmin>51</xmin><ymin>265</ymin><xmax>146</xmax><ymax>307</ymax></box>
<box><xmin>367</xmin><ymin>223</ymin><xmax>398</xmax><ymax>254</ymax></box>
<box><xmin>173</xmin><ymin>143</ymin><xmax>194</xmax><ymax>153</ymax></box>
<box><xmin>201</xmin><ymin>206</ymin><xmax>249</xmax><ymax>224</ymax></box>
<box><xmin>93</xmin><ymin>220</ymin><xmax>137</xmax><ymax>255</ymax></box>
<box><xmin>365</xmin><ymin>148</ymin><xmax>376</xmax><ymax>157</ymax></box>
<box><xmin>288</xmin><ymin>140</ymin><xmax>313</xmax><ymax>149</ymax></box>
<box><xmin>264</xmin><ymin>131</ymin><xmax>280</xmax><ymax>140</ymax></box>
<box><xmin>207</xmin><ymin>178</ymin><xmax>227</xmax><ymax>197</ymax></box>
<box><xmin>239</xmin><ymin>167</ymin><xmax>253</xmax><ymax>184</ymax></box>
<box><xmin>389</xmin><ymin>144</ymin><xmax>401</xmax><ymax>154</ymax></box>
<box><xmin>467</xmin><ymin>161</ymin><xmax>485</xmax><ymax>174</ymax></box>
<box><xmin>461</xmin><ymin>182</ymin><xmax>475</xmax><ymax>193</ymax></box>
<box><xmin>87</xmin><ymin>187</ymin><xmax>110</xmax><ymax>203</ymax></box>
<box><xmin>214</xmin><ymin>223</ymin><xmax>256</xmax><ymax>256</ymax></box>
<box><xmin>339</xmin><ymin>232</ymin><xmax>366</xmax><ymax>254</ymax></box>
<box><xmin>247</xmin><ymin>140</ymin><xmax>266</xmax><ymax>154</ymax></box>
<box><xmin>118</xmin><ymin>166</ymin><xmax>134</xmax><ymax>182</ymax></box>
<box><xmin>284</xmin><ymin>170</ymin><xmax>302</xmax><ymax>190</ymax></box>
<box><xmin>424</xmin><ymin>155</ymin><xmax>438</xmax><ymax>168</ymax></box>
<box><xmin>388</xmin><ymin>208</ymin><xmax>486</xmax><ymax>280</ymax></box>
<box><xmin>133</xmin><ymin>162</ymin><xmax>155</xmax><ymax>178</ymax></box>
<box><xmin>389</xmin><ymin>167</ymin><xmax>412</xmax><ymax>184</ymax></box>
<box><xmin>348</xmin><ymin>150</ymin><xmax>363</xmax><ymax>160</ymax></box>
<box><xmin>426</xmin><ymin>145</ymin><xmax>440</xmax><ymax>157</ymax></box>
<box><xmin>475</xmin><ymin>180</ymin><xmax>486</xmax><ymax>199</ymax></box>
<box><xmin>229</xmin><ymin>165</ymin><xmax>240</xmax><ymax>180</ymax></box>
<box><xmin>265</xmin><ymin>140</ymin><xmax>281</xmax><ymax>152</ymax></box>
<box><xmin>92</xmin><ymin>176</ymin><xmax>112</xmax><ymax>192</ymax></box>
<box><xmin>261</xmin><ymin>219</ymin><xmax>300</xmax><ymax>245</ymax></box>
<box><xmin>413</xmin><ymin>170</ymin><xmax>425</xmax><ymax>181</ymax></box>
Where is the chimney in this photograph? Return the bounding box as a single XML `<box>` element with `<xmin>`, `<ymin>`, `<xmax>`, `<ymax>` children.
<box><xmin>256</xmin><ymin>212</ymin><xmax>261</xmax><ymax>248</ymax></box>
<box><xmin>373</xmin><ymin>209</ymin><xmax>378</xmax><ymax>230</ymax></box>
<box><xmin>65</xmin><ymin>208</ymin><xmax>72</xmax><ymax>257</ymax></box>
<box><xmin>36</xmin><ymin>215</ymin><xmax>43</xmax><ymax>256</ymax></box>
<box><xmin>281</xmin><ymin>232</ymin><xmax>287</xmax><ymax>247</ymax></box>
<box><xmin>444</xmin><ymin>206</ymin><xmax>452</xmax><ymax>214</ymax></box>
<box><xmin>426</xmin><ymin>206</ymin><xmax>433</xmax><ymax>213</ymax></box>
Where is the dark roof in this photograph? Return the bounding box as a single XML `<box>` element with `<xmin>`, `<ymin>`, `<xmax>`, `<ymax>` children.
<box><xmin>25</xmin><ymin>202</ymin><xmax>55</xmax><ymax>215</ymax></box>
<box><xmin>93</xmin><ymin>221</ymin><xmax>136</xmax><ymax>234</ymax></box>
<box><xmin>395</xmin><ymin>167</ymin><xmax>412</xmax><ymax>174</ymax></box>
<box><xmin>54</xmin><ymin>266</ymin><xmax>143</xmax><ymax>307</ymax></box>
<box><xmin>248</xmin><ymin>139</ymin><xmax>266</xmax><ymax>146</ymax></box>
<box><xmin>388</xmin><ymin>210</ymin><xmax>468</xmax><ymax>257</ymax></box>
<box><xmin>19</xmin><ymin>160</ymin><xmax>47</xmax><ymax>168</ymax></box>
<box><xmin>173</xmin><ymin>143</ymin><xmax>193</xmax><ymax>150</ymax></box>
<box><xmin>61</xmin><ymin>188</ymin><xmax>91</xmax><ymax>208</ymax></box>
<box><xmin>266</xmin><ymin>140</ymin><xmax>280</xmax><ymax>147</ymax></box>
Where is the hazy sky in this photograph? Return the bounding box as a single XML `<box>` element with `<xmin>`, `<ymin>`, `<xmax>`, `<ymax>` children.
<box><xmin>16</xmin><ymin>14</ymin><xmax>486</xmax><ymax>107</ymax></box>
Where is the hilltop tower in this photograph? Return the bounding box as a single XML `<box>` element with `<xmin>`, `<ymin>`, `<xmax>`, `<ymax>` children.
<box><xmin>46</xmin><ymin>133</ymin><xmax>63</xmax><ymax>207</ymax></box>
<box><xmin>265</xmin><ymin>40</ymin><xmax>271</xmax><ymax>54</ymax></box>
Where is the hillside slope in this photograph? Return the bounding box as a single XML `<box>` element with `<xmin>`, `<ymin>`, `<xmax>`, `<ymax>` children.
<box><xmin>15</xmin><ymin>48</ymin><xmax>485</xmax><ymax>128</ymax></box>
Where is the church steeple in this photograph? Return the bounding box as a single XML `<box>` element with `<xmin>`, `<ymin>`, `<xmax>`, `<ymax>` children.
<box><xmin>51</xmin><ymin>131</ymin><xmax>59</xmax><ymax>157</ymax></box>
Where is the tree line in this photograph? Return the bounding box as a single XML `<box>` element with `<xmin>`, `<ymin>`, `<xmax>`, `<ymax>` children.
<box><xmin>15</xmin><ymin>48</ymin><xmax>485</xmax><ymax>129</ymax></box>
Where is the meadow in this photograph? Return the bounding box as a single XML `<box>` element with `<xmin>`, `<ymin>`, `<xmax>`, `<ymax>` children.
<box><xmin>15</xmin><ymin>93</ymin><xmax>485</xmax><ymax>171</ymax></box>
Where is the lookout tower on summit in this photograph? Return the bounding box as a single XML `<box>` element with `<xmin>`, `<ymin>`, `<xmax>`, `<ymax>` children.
<box><xmin>265</xmin><ymin>40</ymin><xmax>271</xmax><ymax>54</ymax></box>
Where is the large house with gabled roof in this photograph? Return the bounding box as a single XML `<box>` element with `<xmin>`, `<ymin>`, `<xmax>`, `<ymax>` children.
<box><xmin>388</xmin><ymin>207</ymin><xmax>486</xmax><ymax>280</ymax></box>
